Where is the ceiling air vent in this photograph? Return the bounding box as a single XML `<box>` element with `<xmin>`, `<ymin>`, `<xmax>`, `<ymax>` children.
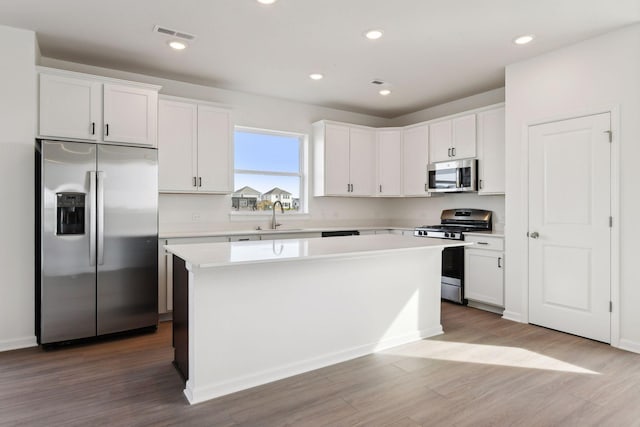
<box><xmin>153</xmin><ymin>25</ymin><xmax>197</xmax><ymax>41</ymax></box>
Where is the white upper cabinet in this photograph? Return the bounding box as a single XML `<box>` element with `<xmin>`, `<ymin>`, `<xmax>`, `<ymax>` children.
<box><xmin>103</xmin><ymin>83</ymin><xmax>158</xmax><ymax>146</ymax></box>
<box><xmin>376</xmin><ymin>129</ymin><xmax>402</xmax><ymax>196</ymax></box>
<box><xmin>429</xmin><ymin>113</ymin><xmax>476</xmax><ymax>162</ymax></box>
<box><xmin>158</xmin><ymin>99</ymin><xmax>198</xmax><ymax>192</ymax></box>
<box><xmin>477</xmin><ymin>106</ymin><xmax>505</xmax><ymax>195</ymax></box>
<box><xmin>196</xmin><ymin>105</ymin><xmax>233</xmax><ymax>193</ymax></box>
<box><xmin>158</xmin><ymin>97</ymin><xmax>233</xmax><ymax>194</ymax></box>
<box><xmin>322</xmin><ymin>123</ymin><xmax>351</xmax><ymax>195</ymax></box>
<box><xmin>314</xmin><ymin>121</ymin><xmax>375</xmax><ymax>196</ymax></box>
<box><xmin>38</xmin><ymin>68</ymin><xmax>160</xmax><ymax>147</ymax></box>
<box><xmin>452</xmin><ymin>114</ymin><xmax>477</xmax><ymax>159</ymax></box>
<box><xmin>39</xmin><ymin>73</ymin><xmax>101</xmax><ymax>141</ymax></box>
<box><xmin>314</xmin><ymin>105</ymin><xmax>502</xmax><ymax>198</ymax></box>
<box><xmin>428</xmin><ymin>120</ymin><xmax>452</xmax><ymax>163</ymax></box>
<box><xmin>402</xmin><ymin>124</ymin><xmax>430</xmax><ymax>196</ymax></box>
<box><xmin>346</xmin><ymin>127</ymin><xmax>375</xmax><ymax>196</ymax></box>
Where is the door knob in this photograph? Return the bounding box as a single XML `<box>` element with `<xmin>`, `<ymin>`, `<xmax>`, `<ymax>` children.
<box><xmin>529</xmin><ymin>231</ymin><xmax>539</xmax><ymax>239</ymax></box>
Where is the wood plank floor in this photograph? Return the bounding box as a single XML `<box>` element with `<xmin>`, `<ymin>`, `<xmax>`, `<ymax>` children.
<box><xmin>2</xmin><ymin>303</ymin><xmax>640</xmax><ymax>426</ymax></box>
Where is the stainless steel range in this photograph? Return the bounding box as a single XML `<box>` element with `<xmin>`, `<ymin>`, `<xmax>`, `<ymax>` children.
<box><xmin>414</xmin><ymin>209</ymin><xmax>492</xmax><ymax>304</ymax></box>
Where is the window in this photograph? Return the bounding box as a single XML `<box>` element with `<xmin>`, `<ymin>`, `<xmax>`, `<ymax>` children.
<box><xmin>232</xmin><ymin>127</ymin><xmax>306</xmax><ymax>214</ymax></box>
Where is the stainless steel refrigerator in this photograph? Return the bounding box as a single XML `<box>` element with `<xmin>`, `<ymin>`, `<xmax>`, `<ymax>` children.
<box><xmin>36</xmin><ymin>140</ymin><xmax>158</xmax><ymax>344</ymax></box>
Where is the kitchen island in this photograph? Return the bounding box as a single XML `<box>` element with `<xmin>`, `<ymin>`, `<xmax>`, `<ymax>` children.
<box><xmin>165</xmin><ymin>234</ymin><xmax>469</xmax><ymax>405</ymax></box>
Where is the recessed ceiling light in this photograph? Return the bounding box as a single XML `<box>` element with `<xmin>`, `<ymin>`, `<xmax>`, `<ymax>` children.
<box><xmin>365</xmin><ymin>30</ymin><xmax>383</xmax><ymax>40</ymax></box>
<box><xmin>309</xmin><ymin>73</ymin><xmax>324</xmax><ymax>80</ymax></box>
<box><xmin>379</xmin><ymin>89</ymin><xmax>391</xmax><ymax>96</ymax></box>
<box><xmin>257</xmin><ymin>0</ymin><xmax>277</xmax><ymax>4</ymax></box>
<box><xmin>514</xmin><ymin>34</ymin><xmax>535</xmax><ymax>45</ymax></box>
<box><xmin>168</xmin><ymin>40</ymin><xmax>187</xmax><ymax>50</ymax></box>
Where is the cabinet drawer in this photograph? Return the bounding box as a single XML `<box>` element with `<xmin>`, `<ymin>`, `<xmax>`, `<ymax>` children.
<box><xmin>465</xmin><ymin>235</ymin><xmax>504</xmax><ymax>251</ymax></box>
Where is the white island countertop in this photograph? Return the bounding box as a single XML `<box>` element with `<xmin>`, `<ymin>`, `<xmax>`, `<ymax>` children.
<box><xmin>165</xmin><ymin>234</ymin><xmax>470</xmax><ymax>268</ymax></box>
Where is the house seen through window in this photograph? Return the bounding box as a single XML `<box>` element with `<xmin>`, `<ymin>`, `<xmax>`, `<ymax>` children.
<box><xmin>232</xmin><ymin>128</ymin><xmax>304</xmax><ymax>213</ymax></box>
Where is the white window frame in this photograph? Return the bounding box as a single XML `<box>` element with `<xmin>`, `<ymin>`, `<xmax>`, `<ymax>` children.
<box><xmin>230</xmin><ymin>126</ymin><xmax>309</xmax><ymax>220</ymax></box>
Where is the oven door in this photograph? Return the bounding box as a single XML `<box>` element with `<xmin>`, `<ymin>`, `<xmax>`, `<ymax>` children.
<box><xmin>428</xmin><ymin>159</ymin><xmax>477</xmax><ymax>192</ymax></box>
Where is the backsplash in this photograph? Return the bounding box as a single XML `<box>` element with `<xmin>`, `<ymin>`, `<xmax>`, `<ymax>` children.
<box><xmin>159</xmin><ymin>192</ymin><xmax>505</xmax><ymax>233</ymax></box>
<box><xmin>159</xmin><ymin>193</ymin><xmax>392</xmax><ymax>233</ymax></box>
<box><xmin>389</xmin><ymin>193</ymin><xmax>506</xmax><ymax>231</ymax></box>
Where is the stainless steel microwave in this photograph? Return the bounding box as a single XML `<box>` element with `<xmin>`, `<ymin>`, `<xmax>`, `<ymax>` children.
<box><xmin>427</xmin><ymin>159</ymin><xmax>478</xmax><ymax>193</ymax></box>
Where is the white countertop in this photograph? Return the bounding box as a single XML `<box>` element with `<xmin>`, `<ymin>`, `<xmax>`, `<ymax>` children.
<box><xmin>165</xmin><ymin>234</ymin><xmax>470</xmax><ymax>268</ymax></box>
<box><xmin>159</xmin><ymin>226</ymin><xmax>412</xmax><ymax>239</ymax></box>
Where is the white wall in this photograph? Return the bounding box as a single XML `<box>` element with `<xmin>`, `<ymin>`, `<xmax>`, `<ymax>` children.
<box><xmin>392</xmin><ymin>88</ymin><xmax>505</xmax><ymax>127</ymax></box>
<box><xmin>0</xmin><ymin>26</ymin><xmax>38</xmax><ymax>351</ymax></box>
<box><xmin>504</xmin><ymin>24</ymin><xmax>640</xmax><ymax>351</ymax></box>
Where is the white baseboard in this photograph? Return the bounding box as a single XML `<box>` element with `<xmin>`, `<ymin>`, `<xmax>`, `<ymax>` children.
<box><xmin>617</xmin><ymin>339</ymin><xmax>640</xmax><ymax>354</ymax></box>
<box><xmin>501</xmin><ymin>310</ymin><xmax>524</xmax><ymax>323</ymax></box>
<box><xmin>185</xmin><ymin>326</ymin><xmax>443</xmax><ymax>405</ymax></box>
<box><xmin>0</xmin><ymin>335</ymin><xmax>37</xmax><ymax>352</ymax></box>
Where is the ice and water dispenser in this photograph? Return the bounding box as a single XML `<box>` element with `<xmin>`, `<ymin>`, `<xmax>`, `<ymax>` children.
<box><xmin>56</xmin><ymin>192</ymin><xmax>85</xmax><ymax>235</ymax></box>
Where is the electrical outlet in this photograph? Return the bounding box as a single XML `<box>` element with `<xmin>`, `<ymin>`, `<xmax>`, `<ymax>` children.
<box><xmin>192</xmin><ymin>213</ymin><xmax>201</xmax><ymax>221</ymax></box>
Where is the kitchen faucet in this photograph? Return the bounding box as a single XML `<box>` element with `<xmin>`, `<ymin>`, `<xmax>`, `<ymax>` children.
<box><xmin>272</xmin><ymin>200</ymin><xmax>284</xmax><ymax>229</ymax></box>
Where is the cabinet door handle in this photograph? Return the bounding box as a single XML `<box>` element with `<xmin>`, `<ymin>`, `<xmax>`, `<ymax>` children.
<box><xmin>347</xmin><ymin>183</ymin><xmax>350</xmax><ymax>193</ymax></box>
<box><xmin>91</xmin><ymin>122</ymin><xmax>95</xmax><ymax>135</ymax></box>
<box><xmin>193</xmin><ymin>177</ymin><xmax>197</xmax><ymax>187</ymax></box>
<box><xmin>498</xmin><ymin>257</ymin><xmax>502</xmax><ymax>268</ymax></box>
<box><xmin>198</xmin><ymin>177</ymin><xmax>202</xmax><ymax>187</ymax></box>
<box><xmin>105</xmin><ymin>124</ymin><xmax>109</xmax><ymax>136</ymax></box>
<box><xmin>447</xmin><ymin>148</ymin><xmax>452</xmax><ymax>157</ymax></box>
<box><xmin>425</xmin><ymin>183</ymin><xmax>428</xmax><ymax>192</ymax></box>
<box><xmin>452</xmin><ymin>147</ymin><xmax>456</xmax><ymax>157</ymax></box>
<box><xmin>379</xmin><ymin>184</ymin><xmax>382</xmax><ymax>193</ymax></box>
<box><xmin>479</xmin><ymin>179</ymin><xmax>483</xmax><ymax>189</ymax></box>
<box><xmin>477</xmin><ymin>242</ymin><xmax>489</xmax><ymax>245</ymax></box>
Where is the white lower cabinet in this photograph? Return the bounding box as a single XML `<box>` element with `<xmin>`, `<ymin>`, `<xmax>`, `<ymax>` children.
<box><xmin>464</xmin><ymin>235</ymin><xmax>504</xmax><ymax>311</ymax></box>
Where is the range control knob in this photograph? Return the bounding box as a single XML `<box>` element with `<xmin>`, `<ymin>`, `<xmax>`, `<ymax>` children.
<box><xmin>444</xmin><ymin>232</ymin><xmax>450</xmax><ymax>238</ymax></box>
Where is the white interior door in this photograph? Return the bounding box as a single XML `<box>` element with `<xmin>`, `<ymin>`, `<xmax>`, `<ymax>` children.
<box><xmin>528</xmin><ymin>113</ymin><xmax>611</xmax><ymax>343</ymax></box>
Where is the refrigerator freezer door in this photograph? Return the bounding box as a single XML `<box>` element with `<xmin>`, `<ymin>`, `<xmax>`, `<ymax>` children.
<box><xmin>96</xmin><ymin>145</ymin><xmax>158</xmax><ymax>335</ymax></box>
<box><xmin>41</xmin><ymin>141</ymin><xmax>97</xmax><ymax>343</ymax></box>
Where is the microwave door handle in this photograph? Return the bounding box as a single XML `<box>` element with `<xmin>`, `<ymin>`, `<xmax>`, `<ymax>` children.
<box><xmin>456</xmin><ymin>168</ymin><xmax>462</xmax><ymax>188</ymax></box>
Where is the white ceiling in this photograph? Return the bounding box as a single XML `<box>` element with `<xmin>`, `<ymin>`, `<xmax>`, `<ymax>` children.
<box><xmin>1</xmin><ymin>0</ymin><xmax>639</xmax><ymax>118</ymax></box>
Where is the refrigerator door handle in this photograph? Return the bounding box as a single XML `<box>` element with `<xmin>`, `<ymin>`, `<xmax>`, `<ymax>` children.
<box><xmin>97</xmin><ymin>170</ymin><xmax>105</xmax><ymax>266</ymax></box>
<box><xmin>89</xmin><ymin>171</ymin><xmax>97</xmax><ymax>266</ymax></box>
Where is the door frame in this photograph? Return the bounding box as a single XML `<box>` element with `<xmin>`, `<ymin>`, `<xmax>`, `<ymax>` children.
<box><xmin>519</xmin><ymin>105</ymin><xmax>620</xmax><ymax>347</ymax></box>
